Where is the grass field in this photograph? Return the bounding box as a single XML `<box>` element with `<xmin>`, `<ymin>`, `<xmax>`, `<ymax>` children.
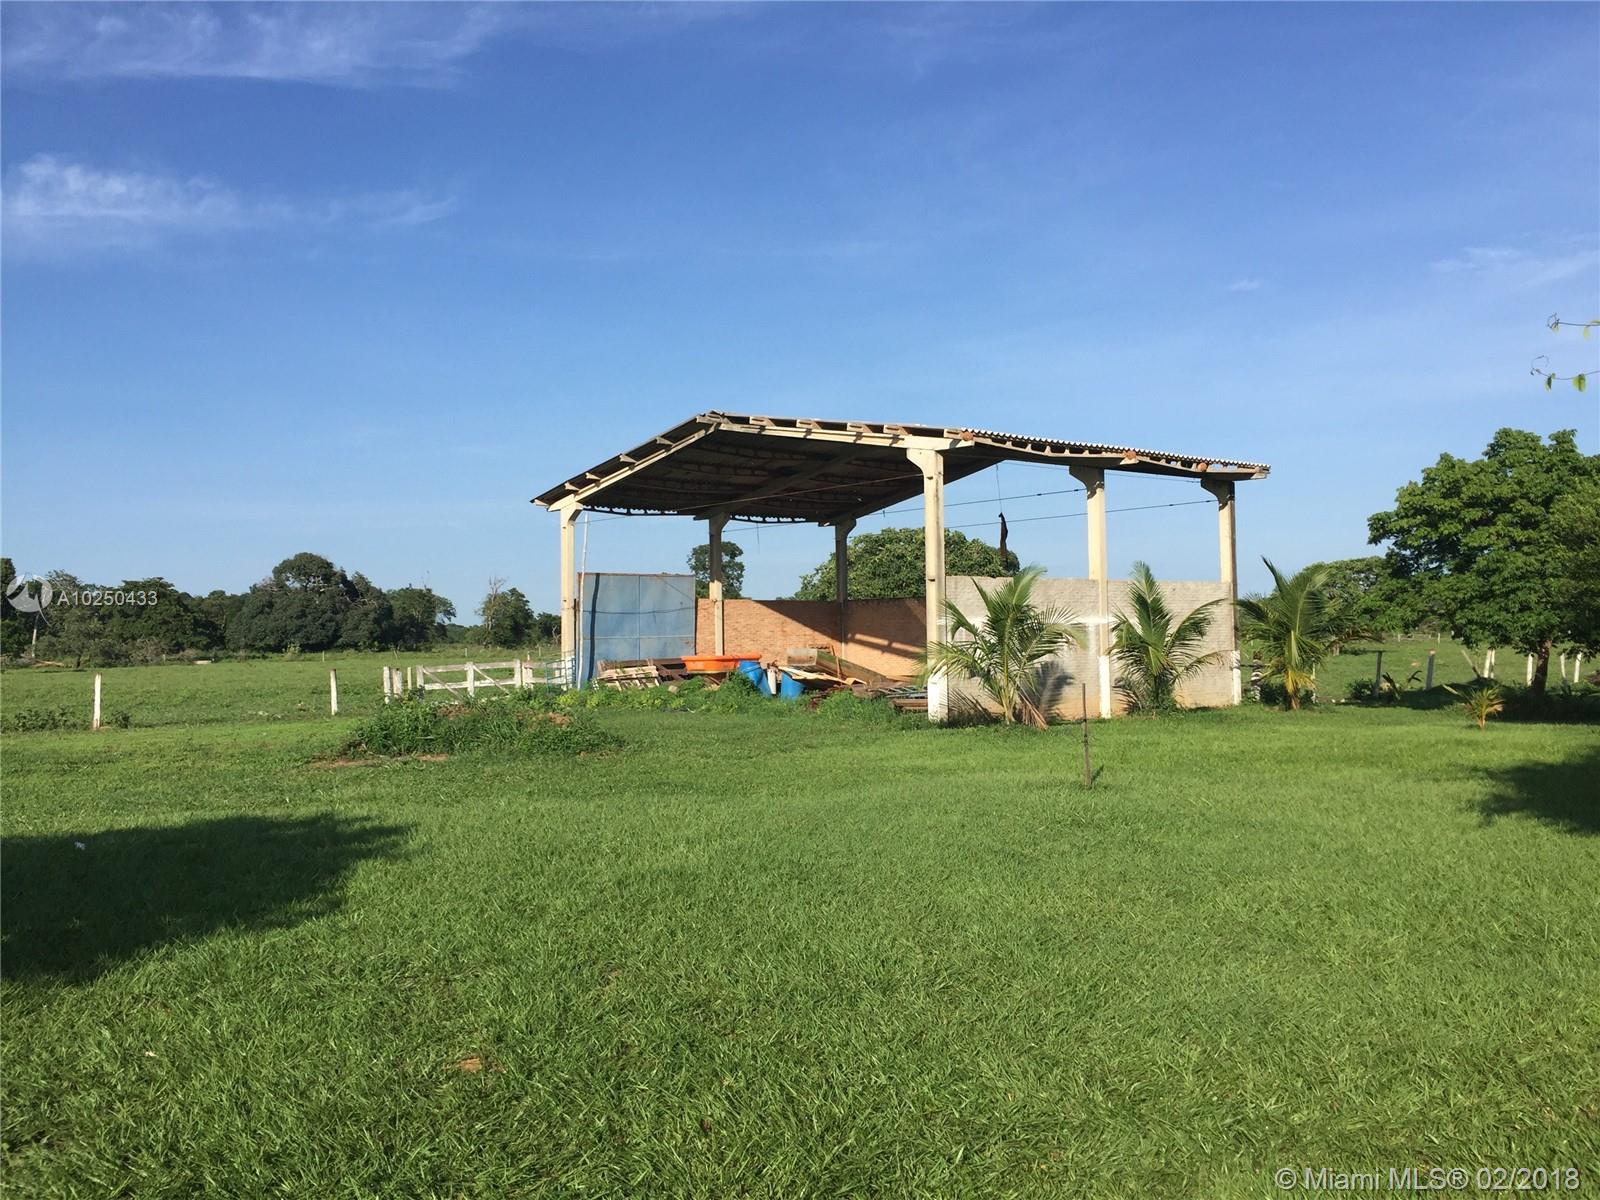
<box><xmin>3</xmin><ymin>673</ymin><xmax>1596</xmax><ymax>1197</ymax></box>
<box><xmin>0</xmin><ymin>646</ymin><xmax>558</xmax><ymax>730</ymax></box>
<box><xmin>1</xmin><ymin>634</ymin><xmax>1576</xmax><ymax>733</ymax></box>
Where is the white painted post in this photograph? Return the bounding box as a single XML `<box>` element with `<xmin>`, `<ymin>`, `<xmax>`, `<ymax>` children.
<box><xmin>908</xmin><ymin>447</ymin><xmax>948</xmax><ymax>722</ymax></box>
<box><xmin>1527</xmin><ymin>654</ymin><xmax>1534</xmax><ymax>686</ymax></box>
<box><xmin>382</xmin><ymin>666</ymin><xmax>392</xmax><ymax>703</ymax></box>
<box><xmin>92</xmin><ymin>673</ymin><xmax>102</xmax><ymax>731</ymax></box>
<box><xmin>329</xmin><ymin>669</ymin><xmax>339</xmax><ymax>716</ymax></box>
<box><xmin>1071</xmin><ymin>465</ymin><xmax>1112</xmax><ymax>719</ymax></box>
<box><xmin>1425</xmin><ymin>650</ymin><xmax>1436</xmax><ymax>689</ymax></box>
<box><xmin>466</xmin><ymin>662</ymin><xmax>476</xmax><ymax>698</ymax></box>
<box><xmin>1201</xmin><ymin>479</ymin><xmax>1241</xmax><ymax>706</ymax></box>
<box><xmin>1575</xmin><ymin>653</ymin><xmax>1584</xmax><ymax>683</ymax></box>
<box><xmin>515</xmin><ymin>658</ymin><xmax>524</xmax><ymax>688</ymax></box>
<box><xmin>1559</xmin><ymin>652</ymin><xmax>1568</xmax><ymax>683</ymax></box>
<box><xmin>834</xmin><ymin>517</ymin><xmax>855</xmax><ymax>661</ymax></box>
<box><xmin>557</xmin><ymin>502</ymin><xmax>580</xmax><ymax>686</ymax></box>
<box><xmin>708</xmin><ymin>512</ymin><xmax>728</xmax><ymax>656</ymax></box>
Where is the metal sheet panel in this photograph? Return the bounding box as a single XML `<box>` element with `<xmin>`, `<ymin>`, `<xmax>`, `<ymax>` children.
<box><xmin>578</xmin><ymin>572</ymin><xmax>697</xmax><ymax>685</ymax></box>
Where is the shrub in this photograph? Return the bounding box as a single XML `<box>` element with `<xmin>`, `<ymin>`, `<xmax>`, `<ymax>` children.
<box><xmin>1345</xmin><ymin>678</ymin><xmax>1379</xmax><ymax>704</ymax></box>
<box><xmin>812</xmin><ymin>690</ymin><xmax>900</xmax><ymax>724</ymax></box>
<box><xmin>342</xmin><ymin>694</ymin><xmax>622</xmax><ymax>758</ymax></box>
<box><xmin>5</xmin><ymin>706</ymin><xmax>79</xmax><ymax>733</ymax></box>
<box><xmin>1445</xmin><ymin>683</ymin><xmax>1504</xmax><ymax>730</ymax></box>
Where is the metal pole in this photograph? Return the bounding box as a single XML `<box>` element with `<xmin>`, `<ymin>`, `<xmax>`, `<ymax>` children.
<box><xmin>1081</xmin><ymin>682</ymin><xmax>1093</xmax><ymax>789</ymax></box>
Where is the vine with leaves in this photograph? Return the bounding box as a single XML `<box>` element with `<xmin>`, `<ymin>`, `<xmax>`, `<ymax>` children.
<box><xmin>1530</xmin><ymin>313</ymin><xmax>1598</xmax><ymax>392</ymax></box>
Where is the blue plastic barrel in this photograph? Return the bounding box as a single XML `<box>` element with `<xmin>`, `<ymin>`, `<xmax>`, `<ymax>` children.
<box><xmin>736</xmin><ymin>660</ymin><xmax>772</xmax><ymax>695</ymax></box>
<box><xmin>777</xmin><ymin>671</ymin><xmax>804</xmax><ymax>700</ymax></box>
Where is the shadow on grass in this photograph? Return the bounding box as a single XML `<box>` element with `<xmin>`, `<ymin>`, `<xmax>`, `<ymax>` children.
<box><xmin>1</xmin><ymin>814</ymin><xmax>410</xmax><ymax>983</ymax></box>
<box><xmin>1478</xmin><ymin>745</ymin><xmax>1600</xmax><ymax>836</ymax></box>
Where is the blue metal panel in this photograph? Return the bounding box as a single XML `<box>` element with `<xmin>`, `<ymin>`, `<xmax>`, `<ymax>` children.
<box><xmin>578</xmin><ymin>573</ymin><xmax>697</xmax><ymax>685</ymax></box>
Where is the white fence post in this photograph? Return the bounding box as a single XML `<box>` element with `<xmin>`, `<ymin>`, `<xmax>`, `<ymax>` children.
<box><xmin>466</xmin><ymin>662</ymin><xmax>476</xmax><ymax>698</ymax></box>
<box><xmin>92</xmin><ymin>673</ymin><xmax>102</xmax><ymax>731</ymax></box>
<box><xmin>1574</xmin><ymin>653</ymin><xmax>1584</xmax><ymax>683</ymax></box>
<box><xmin>383</xmin><ymin>666</ymin><xmax>392</xmax><ymax>703</ymax></box>
<box><xmin>330</xmin><ymin>669</ymin><xmax>339</xmax><ymax>716</ymax></box>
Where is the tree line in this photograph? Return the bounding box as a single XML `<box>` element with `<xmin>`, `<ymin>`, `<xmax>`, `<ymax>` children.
<box><xmin>1</xmin><ymin>552</ymin><xmax>558</xmax><ymax>667</ymax></box>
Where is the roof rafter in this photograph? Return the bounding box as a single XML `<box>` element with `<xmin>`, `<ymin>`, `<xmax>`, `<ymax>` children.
<box><xmin>535</xmin><ymin>411</ymin><xmax>1269</xmax><ymax>522</ymax></box>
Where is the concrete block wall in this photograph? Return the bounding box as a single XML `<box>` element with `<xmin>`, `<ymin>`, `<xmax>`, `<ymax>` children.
<box><xmin>945</xmin><ymin>576</ymin><xmax>1234</xmax><ymax>717</ymax></box>
<box><xmin>695</xmin><ymin>597</ymin><xmax>926</xmax><ymax>679</ymax></box>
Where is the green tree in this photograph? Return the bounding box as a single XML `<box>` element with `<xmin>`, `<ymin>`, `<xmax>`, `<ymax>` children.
<box><xmin>479</xmin><ymin>580</ymin><xmax>535</xmax><ymax>647</ymax></box>
<box><xmin>688</xmin><ymin>541</ymin><xmax>745</xmax><ymax>598</ymax></box>
<box><xmin>1315</xmin><ymin>556</ymin><xmax>1423</xmax><ymax>636</ymax></box>
<box><xmin>337</xmin><ymin>573</ymin><xmax>397</xmax><ymax>650</ymax></box>
<box><xmin>101</xmin><ymin>577</ymin><xmax>208</xmax><ymax>655</ymax></box>
<box><xmin>1236</xmin><ymin>559</ymin><xmax>1357</xmax><ymax>710</ymax></box>
<box><xmin>1</xmin><ymin>557</ymin><xmax>35</xmax><ymax>656</ymax></box>
<box><xmin>794</xmin><ymin>527</ymin><xmax>1019</xmax><ymax>600</ymax></box>
<box><xmin>1550</xmin><ymin>480</ymin><xmax>1600</xmax><ymax>663</ymax></box>
<box><xmin>388</xmin><ymin>586</ymin><xmax>456</xmax><ymax>649</ymax></box>
<box><xmin>229</xmin><ymin>552</ymin><xmax>353</xmax><ymax>652</ymax></box>
<box><xmin>924</xmin><ymin>567</ymin><xmax>1079</xmax><ymax>728</ymax></box>
<box><xmin>1367</xmin><ymin>429</ymin><xmax>1600</xmax><ymax>695</ymax></box>
<box><xmin>531</xmin><ymin>611</ymin><xmax>560</xmax><ymax>643</ymax></box>
<box><xmin>1111</xmin><ymin>562</ymin><xmax>1224</xmax><ymax>712</ymax></box>
<box><xmin>36</xmin><ymin>571</ymin><xmax>109</xmax><ymax>667</ymax></box>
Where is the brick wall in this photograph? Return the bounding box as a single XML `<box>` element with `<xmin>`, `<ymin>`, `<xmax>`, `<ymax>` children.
<box><xmin>695</xmin><ymin>597</ymin><xmax>926</xmax><ymax>679</ymax></box>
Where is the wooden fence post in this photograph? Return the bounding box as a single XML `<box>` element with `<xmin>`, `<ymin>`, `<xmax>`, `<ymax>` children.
<box><xmin>1373</xmin><ymin>650</ymin><xmax>1384</xmax><ymax>692</ymax></box>
<box><xmin>92</xmin><ymin>673</ymin><xmax>102</xmax><ymax>731</ymax></box>
<box><xmin>330</xmin><ymin>669</ymin><xmax>339</xmax><ymax>716</ymax></box>
<box><xmin>1425</xmin><ymin>650</ymin><xmax>1435</xmax><ymax>689</ymax></box>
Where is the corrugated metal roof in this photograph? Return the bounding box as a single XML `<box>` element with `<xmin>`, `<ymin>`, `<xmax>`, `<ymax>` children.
<box><xmin>534</xmin><ymin>411</ymin><xmax>1269</xmax><ymax>520</ymax></box>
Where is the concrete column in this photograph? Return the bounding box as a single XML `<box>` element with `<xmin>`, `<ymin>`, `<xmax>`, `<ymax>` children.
<box><xmin>1069</xmin><ymin>466</ymin><xmax>1111</xmax><ymax>718</ymax></box>
<box><xmin>557</xmin><ymin>502</ymin><xmax>579</xmax><ymax>685</ymax></box>
<box><xmin>833</xmin><ymin>517</ymin><xmax>855</xmax><ymax>661</ymax></box>
<box><xmin>1202</xmin><ymin>478</ymin><xmax>1242</xmax><ymax>705</ymax></box>
<box><xmin>907</xmin><ymin>448</ymin><xmax>947</xmax><ymax>722</ymax></box>
<box><xmin>708</xmin><ymin>513</ymin><xmax>728</xmax><ymax>655</ymax></box>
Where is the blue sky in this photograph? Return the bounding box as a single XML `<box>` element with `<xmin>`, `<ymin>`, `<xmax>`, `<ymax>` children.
<box><xmin>3</xmin><ymin>2</ymin><xmax>1596</xmax><ymax>615</ymax></box>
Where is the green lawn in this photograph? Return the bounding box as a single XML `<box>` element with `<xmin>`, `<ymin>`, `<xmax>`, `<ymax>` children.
<box><xmin>0</xmin><ymin>646</ymin><xmax>557</xmax><ymax>730</ymax></box>
<box><xmin>3</xmin><ymin>699</ymin><xmax>1597</xmax><ymax>1197</ymax></box>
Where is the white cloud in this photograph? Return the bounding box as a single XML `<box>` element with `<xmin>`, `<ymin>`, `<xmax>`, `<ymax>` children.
<box><xmin>0</xmin><ymin>3</ymin><xmax>754</xmax><ymax>89</ymax></box>
<box><xmin>1430</xmin><ymin>243</ymin><xmax>1597</xmax><ymax>290</ymax></box>
<box><xmin>2</xmin><ymin>155</ymin><xmax>453</xmax><ymax>256</ymax></box>
<box><xmin>1</xmin><ymin>3</ymin><xmax>507</xmax><ymax>87</ymax></box>
<box><xmin>1226</xmin><ymin>278</ymin><xmax>1265</xmax><ymax>293</ymax></box>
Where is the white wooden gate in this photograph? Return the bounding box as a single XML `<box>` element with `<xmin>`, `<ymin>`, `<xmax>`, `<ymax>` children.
<box><xmin>382</xmin><ymin>658</ymin><xmax>570</xmax><ymax>701</ymax></box>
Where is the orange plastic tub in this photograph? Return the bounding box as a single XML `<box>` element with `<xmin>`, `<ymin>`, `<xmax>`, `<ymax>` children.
<box><xmin>682</xmin><ymin>654</ymin><xmax>754</xmax><ymax>673</ymax></box>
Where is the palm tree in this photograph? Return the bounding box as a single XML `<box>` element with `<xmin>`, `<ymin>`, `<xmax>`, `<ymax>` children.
<box><xmin>1235</xmin><ymin>558</ymin><xmax>1356</xmax><ymax>710</ymax></box>
<box><xmin>925</xmin><ymin>566</ymin><xmax>1079</xmax><ymax>728</ymax></box>
<box><xmin>1111</xmin><ymin>562</ymin><xmax>1225</xmax><ymax>712</ymax></box>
